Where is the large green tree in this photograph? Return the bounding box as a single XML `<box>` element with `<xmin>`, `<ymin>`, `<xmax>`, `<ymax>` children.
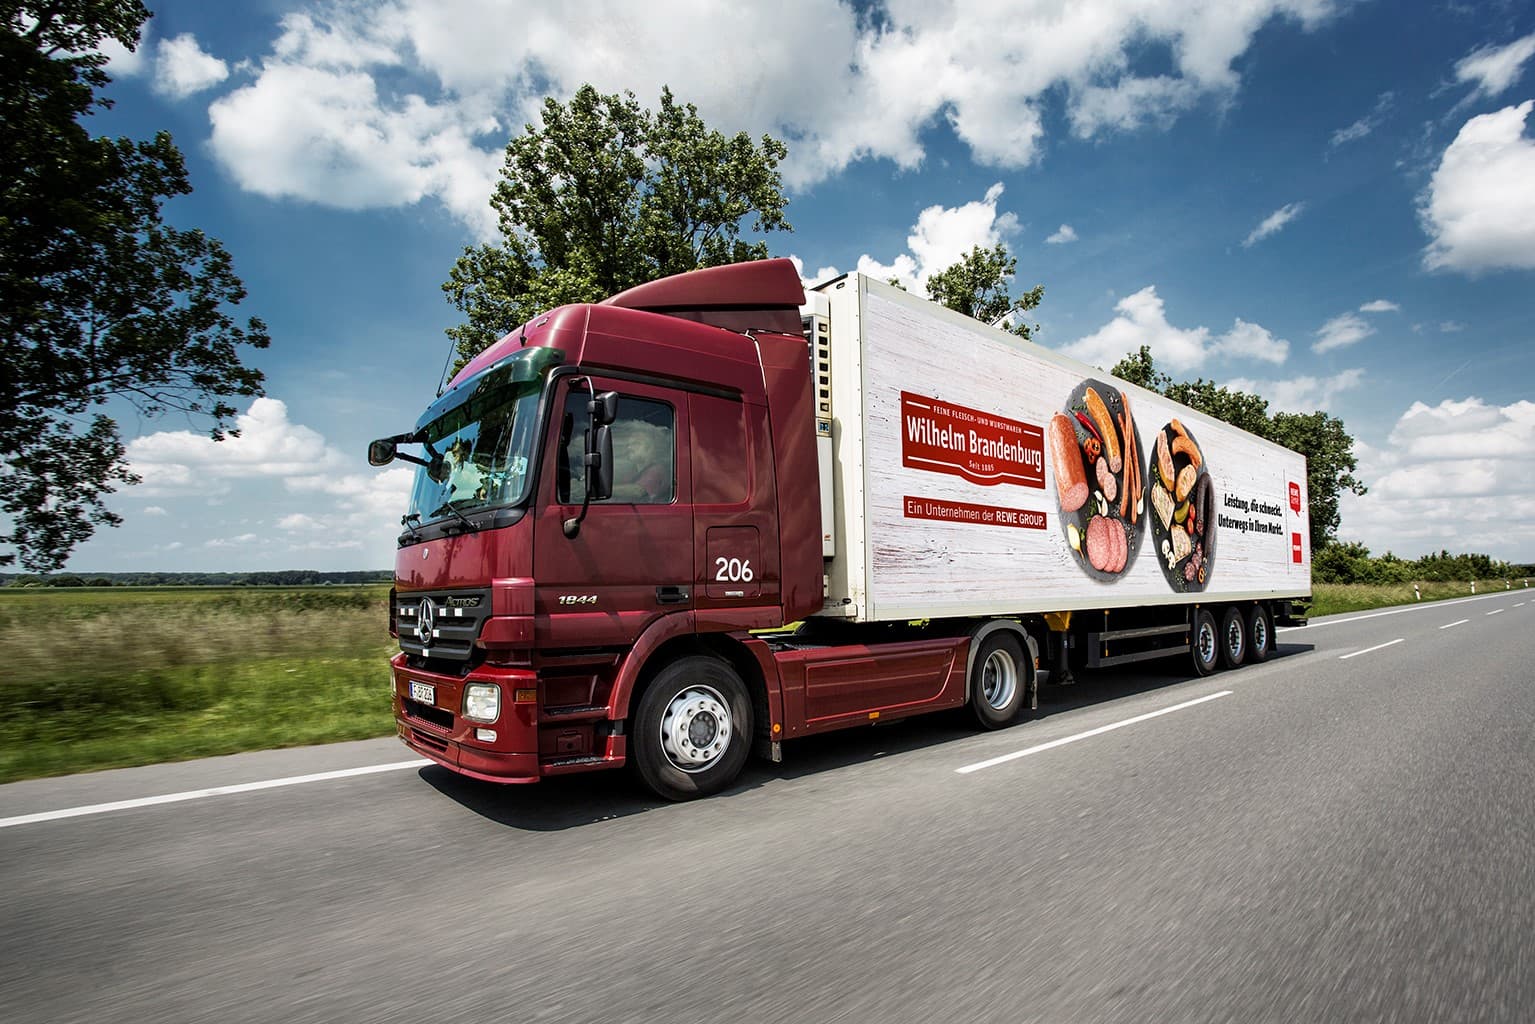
<box><xmin>923</xmin><ymin>243</ymin><xmax>1044</xmax><ymax>340</ymax></box>
<box><xmin>444</xmin><ymin>84</ymin><xmax>791</xmax><ymax>371</ymax></box>
<box><xmin>1109</xmin><ymin>345</ymin><xmax>1365</xmax><ymax>546</ymax></box>
<box><xmin>1</xmin><ymin>1</ymin><xmax>269</xmax><ymax>571</ymax></box>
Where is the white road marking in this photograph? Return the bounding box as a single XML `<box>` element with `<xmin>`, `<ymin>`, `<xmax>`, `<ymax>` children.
<box><xmin>0</xmin><ymin>759</ymin><xmax>429</xmax><ymax>830</ymax></box>
<box><xmin>1439</xmin><ymin>619</ymin><xmax>1468</xmax><ymax>630</ymax></box>
<box><xmin>1339</xmin><ymin>638</ymin><xmax>1405</xmax><ymax>660</ymax></box>
<box><xmin>1517</xmin><ymin>603</ymin><xmax>1527</xmax><ymax>608</ymax></box>
<box><xmin>1487</xmin><ymin>608</ymin><xmax>1505</xmax><ymax>616</ymax></box>
<box><xmin>955</xmin><ymin>691</ymin><xmax>1232</xmax><ymax>775</ymax></box>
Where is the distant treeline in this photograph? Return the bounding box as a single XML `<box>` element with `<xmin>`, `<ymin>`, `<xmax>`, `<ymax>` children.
<box><xmin>0</xmin><ymin>570</ymin><xmax>392</xmax><ymax>588</ymax></box>
<box><xmin>1315</xmin><ymin>543</ymin><xmax>1532</xmax><ymax>585</ymax></box>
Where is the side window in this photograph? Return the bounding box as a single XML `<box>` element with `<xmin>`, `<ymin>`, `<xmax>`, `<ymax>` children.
<box><xmin>557</xmin><ymin>391</ymin><xmax>676</xmax><ymax>504</ymax></box>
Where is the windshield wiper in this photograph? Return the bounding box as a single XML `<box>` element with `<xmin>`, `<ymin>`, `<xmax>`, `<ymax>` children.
<box><xmin>427</xmin><ymin>501</ymin><xmax>480</xmax><ymax>533</ymax></box>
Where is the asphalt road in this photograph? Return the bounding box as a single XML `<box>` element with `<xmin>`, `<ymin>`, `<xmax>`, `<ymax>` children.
<box><xmin>3</xmin><ymin>589</ymin><xmax>1533</xmax><ymax>1023</ymax></box>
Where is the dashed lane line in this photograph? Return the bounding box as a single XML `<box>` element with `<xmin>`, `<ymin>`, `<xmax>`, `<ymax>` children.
<box><xmin>1339</xmin><ymin>638</ymin><xmax>1405</xmax><ymax>660</ymax></box>
<box><xmin>955</xmin><ymin>691</ymin><xmax>1232</xmax><ymax>775</ymax></box>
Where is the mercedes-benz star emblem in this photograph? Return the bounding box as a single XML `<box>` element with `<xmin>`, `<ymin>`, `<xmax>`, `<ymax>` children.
<box><xmin>417</xmin><ymin>598</ymin><xmax>435</xmax><ymax>646</ymax></box>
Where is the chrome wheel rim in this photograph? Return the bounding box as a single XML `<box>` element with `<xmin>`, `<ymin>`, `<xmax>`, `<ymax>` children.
<box><xmin>1252</xmin><ymin>614</ymin><xmax>1269</xmax><ymax>653</ymax></box>
<box><xmin>659</xmin><ymin>685</ymin><xmax>732</xmax><ymax>773</ymax></box>
<box><xmin>1225</xmin><ymin>619</ymin><xmax>1244</xmax><ymax>660</ymax></box>
<box><xmin>1197</xmin><ymin>621</ymin><xmax>1217</xmax><ymax>665</ymax></box>
<box><xmin>981</xmin><ymin>649</ymin><xmax>1019</xmax><ymax>711</ymax></box>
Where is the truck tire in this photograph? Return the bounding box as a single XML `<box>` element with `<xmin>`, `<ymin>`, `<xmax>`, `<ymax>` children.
<box><xmin>1219</xmin><ymin>606</ymin><xmax>1248</xmax><ymax>669</ymax></box>
<box><xmin>1247</xmin><ymin>605</ymin><xmax>1274</xmax><ymax>663</ymax></box>
<box><xmin>970</xmin><ymin>632</ymin><xmax>1029</xmax><ymax>729</ymax></box>
<box><xmin>632</xmin><ymin>656</ymin><xmax>752</xmax><ymax>801</ymax></box>
<box><xmin>1191</xmin><ymin>609</ymin><xmax>1220</xmax><ymax>676</ymax></box>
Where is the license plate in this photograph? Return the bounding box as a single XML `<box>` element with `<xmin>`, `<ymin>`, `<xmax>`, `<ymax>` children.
<box><xmin>410</xmin><ymin>681</ymin><xmax>435</xmax><ymax>705</ymax></box>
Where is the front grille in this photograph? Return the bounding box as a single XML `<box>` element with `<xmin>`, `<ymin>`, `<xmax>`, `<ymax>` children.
<box><xmin>396</xmin><ymin>588</ymin><xmax>492</xmax><ymax>662</ymax></box>
<box><xmin>403</xmin><ymin>697</ymin><xmax>454</xmax><ymax>731</ymax></box>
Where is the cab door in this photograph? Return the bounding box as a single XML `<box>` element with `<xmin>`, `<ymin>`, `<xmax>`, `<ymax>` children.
<box><xmin>532</xmin><ymin>376</ymin><xmax>693</xmax><ymax>649</ymax></box>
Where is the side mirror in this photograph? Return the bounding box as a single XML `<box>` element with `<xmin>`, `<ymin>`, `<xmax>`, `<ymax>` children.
<box><xmin>367</xmin><ymin>439</ymin><xmax>396</xmax><ymax>466</ymax></box>
<box><xmin>590</xmin><ymin>391</ymin><xmax>619</xmax><ymax>426</ymax></box>
<box><xmin>589</xmin><ymin>424</ymin><xmax>614</xmax><ymax>500</ymax></box>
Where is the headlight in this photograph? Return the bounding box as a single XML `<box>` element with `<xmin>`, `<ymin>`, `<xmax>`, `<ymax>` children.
<box><xmin>463</xmin><ymin>683</ymin><xmax>501</xmax><ymax>723</ymax></box>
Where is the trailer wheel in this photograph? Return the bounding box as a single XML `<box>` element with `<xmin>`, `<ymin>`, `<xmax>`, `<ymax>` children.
<box><xmin>970</xmin><ymin>633</ymin><xmax>1028</xmax><ymax>729</ymax></box>
<box><xmin>1246</xmin><ymin>605</ymin><xmax>1274</xmax><ymax>663</ymax></box>
<box><xmin>632</xmin><ymin>656</ymin><xmax>752</xmax><ymax>801</ymax></box>
<box><xmin>1191</xmin><ymin>609</ymin><xmax>1220</xmax><ymax>676</ymax></box>
<box><xmin>1219</xmin><ymin>606</ymin><xmax>1247</xmax><ymax>669</ymax></box>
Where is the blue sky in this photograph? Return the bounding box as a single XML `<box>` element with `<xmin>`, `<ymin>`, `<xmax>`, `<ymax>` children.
<box><xmin>47</xmin><ymin>0</ymin><xmax>1535</xmax><ymax>571</ymax></box>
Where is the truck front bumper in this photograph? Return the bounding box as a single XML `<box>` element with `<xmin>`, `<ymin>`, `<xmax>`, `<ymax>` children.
<box><xmin>391</xmin><ymin>654</ymin><xmax>542</xmax><ymax>783</ymax></box>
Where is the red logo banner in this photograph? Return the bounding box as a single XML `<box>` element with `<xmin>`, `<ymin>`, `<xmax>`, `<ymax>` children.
<box><xmin>900</xmin><ymin>391</ymin><xmax>1044</xmax><ymax>488</ymax></box>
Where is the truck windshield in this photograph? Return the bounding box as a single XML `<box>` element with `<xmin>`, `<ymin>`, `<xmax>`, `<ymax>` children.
<box><xmin>405</xmin><ymin>347</ymin><xmax>562</xmax><ymax>523</ymax></box>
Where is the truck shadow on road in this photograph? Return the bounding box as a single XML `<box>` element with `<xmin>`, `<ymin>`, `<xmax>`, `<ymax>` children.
<box><xmin>419</xmin><ymin>643</ymin><xmax>1313</xmax><ymax>831</ymax></box>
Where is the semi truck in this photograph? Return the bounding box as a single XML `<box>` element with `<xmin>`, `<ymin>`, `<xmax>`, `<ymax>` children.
<box><xmin>369</xmin><ymin>259</ymin><xmax>1310</xmax><ymax>800</ymax></box>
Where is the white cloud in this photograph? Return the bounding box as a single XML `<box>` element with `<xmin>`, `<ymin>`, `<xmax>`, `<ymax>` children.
<box><xmin>142</xmin><ymin>506</ymin><xmax>168</xmax><ymax>516</ymax></box>
<box><xmin>195</xmin><ymin>0</ymin><xmax>1342</xmax><ymax>232</ymax></box>
<box><xmin>1420</xmin><ymin>101</ymin><xmax>1535</xmax><ymax>273</ymax></box>
<box><xmin>1047</xmin><ymin>224</ymin><xmax>1079</xmax><ymax>244</ymax></box>
<box><xmin>1328</xmin><ymin>91</ymin><xmax>1393</xmax><ymax>149</ymax></box>
<box><xmin>788</xmin><ymin>255</ymin><xmax>843</xmax><ymax>291</ymax></box>
<box><xmin>153</xmin><ymin>33</ymin><xmax>230</xmax><ymax>99</ymax></box>
<box><xmin>1313</xmin><ymin>311</ymin><xmax>1376</xmax><ymax>353</ymax></box>
<box><xmin>127</xmin><ymin>397</ymin><xmax>343</xmax><ymax>493</ymax></box>
<box><xmin>1061</xmin><ymin>286</ymin><xmax>1288</xmax><ymax>374</ymax></box>
<box><xmin>1242</xmin><ymin>202</ymin><xmax>1305</xmax><ymax>247</ymax></box>
<box><xmin>209</xmin><ymin>63</ymin><xmax>502</xmax><ymax>238</ymax></box>
<box><xmin>1226</xmin><ymin>367</ymin><xmax>1364</xmax><ymax>412</ymax></box>
<box><xmin>1216</xmin><ymin>319</ymin><xmax>1290</xmax><ymax>364</ymax></box>
<box><xmin>97</xmin><ymin>26</ymin><xmax>149</xmax><ymax>77</ymax></box>
<box><xmin>1358</xmin><ymin>299</ymin><xmax>1399</xmax><ymax>313</ymax></box>
<box><xmin>1454</xmin><ymin>33</ymin><xmax>1535</xmax><ymax>100</ymax></box>
<box><xmin>850</xmin><ymin>183</ymin><xmax>1019</xmax><ymax>294</ymax></box>
<box><xmin>1440</xmin><ymin>320</ymin><xmax>1467</xmax><ymax>333</ymax></box>
<box><xmin>125</xmin><ymin>398</ymin><xmax>413</xmax><ymax>559</ymax></box>
<box><xmin>1339</xmin><ymin>397</ymin><xmax>1535</xmax><ymax>561</ymax></box>
<box><xmin>205</xmin><ymin>533</ymin><xmax>260</xmax><ymax>549</ymax></box>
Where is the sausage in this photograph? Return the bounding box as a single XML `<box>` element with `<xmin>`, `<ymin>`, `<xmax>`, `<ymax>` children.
<box><xmin>1107</xmin><ymin>517</ymin><xmax>1126</xmax><ymax>573</ymax></box>
<box><xmin>1096</xmin><ymin>456</ymin><xmax>1117</xmax><ymax>503</ymax></box>
<box><xmin>1049</xmin><ymin>413</ymin><xmax>1089</xmax><ymax>512</ymax></box>
<box><xmin>1085</xmin><ymin>514</ymin><xmax>1108</xmax><ymax>571</ymax></box>
<box><xmin>1084</xmin><ymin>388</ymin><xmax>1122</xmax><ymax>472</ymax></box>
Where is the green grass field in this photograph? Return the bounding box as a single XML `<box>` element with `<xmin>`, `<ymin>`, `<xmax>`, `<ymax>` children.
<box><xmin>1</xmin><ymin>579</ymin><xmax>1522</xmax><ymax>784</ymax></box>
<box><xmin>1308</xmin><ymin>579</ymin><xmax>1518</xmax><ymax>617</ymax></box>
<box><xmin>0</xmin><ymin>586</ymin><xmax>397</xmax><ymax>784</ymax></box>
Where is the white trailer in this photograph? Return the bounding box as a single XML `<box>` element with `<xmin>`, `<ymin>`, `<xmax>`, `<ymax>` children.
<box><xmin>804</xmin><ymin>272</ymin><xmax>1310</xmax><ymax>674</ymax></box>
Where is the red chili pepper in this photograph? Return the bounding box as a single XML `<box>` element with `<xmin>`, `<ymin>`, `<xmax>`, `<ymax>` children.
<box><xmin>1073</xmin><ymin>410</ymin><xmax>1102</xmax><ymax>442</ymax></box>
<box><xmin>1083</xmin><ymin>436</ymin><xmax>1102</xmax><ymax>461</ymax></box>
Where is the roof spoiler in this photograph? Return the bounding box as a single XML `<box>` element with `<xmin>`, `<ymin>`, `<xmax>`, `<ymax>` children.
<box><xmin>601</xmin><ymin>258</ymin><xmax>806</xmax><ymax>335</ymax></box>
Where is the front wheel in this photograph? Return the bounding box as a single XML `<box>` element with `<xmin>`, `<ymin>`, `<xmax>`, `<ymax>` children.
<box><xmin>632</xmin><ymin>656</ymin><xmax>752</xmax><ymax>801</ymax></box>
<box><xmin>1190</xmin><ymin>609</ymin><xmax>1220</xmax><ymax>676</ymax></box>
<box><xmin>970</xmin><ymin>632</ymin><xmax>1029</xmax><ymax>729</ymax></box>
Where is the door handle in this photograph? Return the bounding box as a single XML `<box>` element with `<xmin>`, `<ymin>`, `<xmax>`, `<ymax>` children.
<box><xmin>656</xmin><ymin>585</ymin><xmax>690</xmax><ymax>605</ymax></box>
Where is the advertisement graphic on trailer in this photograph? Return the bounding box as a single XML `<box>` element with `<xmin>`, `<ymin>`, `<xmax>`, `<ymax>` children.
<box><xmin>865</xmin><ymin>287</ymin><xmax>1305</xmax><ymax>618</ymax></box>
